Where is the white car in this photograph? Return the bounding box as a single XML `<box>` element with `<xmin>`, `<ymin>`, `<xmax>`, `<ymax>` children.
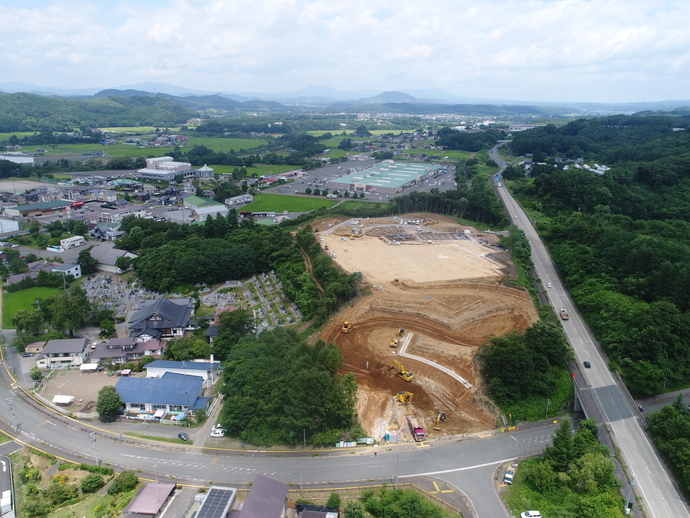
<box><xmin>212</xmin><ymin>424</ymin><xmax>225</xmax><ymax>431</ymax></box>
<box><xmin>546</xmin><ymin>282</ymin><xmax>552</xmax><ymax>288</ymax></box>
<box><xmin>210</xmin><ymin>429</ymin><xmax>225</xmax><ymax>437</ymax></box>
<box><xmin>521</xmin><ymin>512</ymin><xmax>542</xmax><ymax>518</ymax></box>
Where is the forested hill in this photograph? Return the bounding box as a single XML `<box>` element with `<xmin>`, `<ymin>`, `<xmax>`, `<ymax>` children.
<box><xmin>507</xmin><ymin>115</ymin><xmax>690</xmax><ymax>396</ymax></box>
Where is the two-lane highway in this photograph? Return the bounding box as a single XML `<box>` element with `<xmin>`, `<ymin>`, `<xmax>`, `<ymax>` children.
<box><xmin>491</xmin><ymin>144</ymin><xmax>690</xmax><ymax>517</ymax></box>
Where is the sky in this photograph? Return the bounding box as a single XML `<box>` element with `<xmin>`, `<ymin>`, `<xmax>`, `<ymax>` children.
<box><xmin>1</xmin><ymin>0</ymin><xmax>689</xmax><ymax>103</ymax></box>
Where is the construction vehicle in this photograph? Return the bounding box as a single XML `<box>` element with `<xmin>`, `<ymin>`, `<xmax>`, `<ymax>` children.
<box><xmin>325</xmin><ymin>245</ymin><xmax>329</xmax><ymax>250</ymax></box>
<box><xmin>397</xmin><ymin>391</ymin><xmax>413</xmax><ymax>404</ymax></box>
<box><xmin>341</xmin><ymin>321</ymin><xmax>353</xmax><ymax>333</ymax></box>
<box><xmin>433</xmin><ymin>411</ymin><xmax>447</xmax><ymax>431</ymax></box>
<box><xmin>398</xmin><ymin>328</ymin><xmax>405</xmax><ymax>336</ymax></box>
<box><xmin>393</xmin><ymin>278</ymin><xmax>400</xmax><ymax>285</ymax></box>
<box><xmin>392</xmin><ymin>359</ymin><xmax>414</xmax><ymax>382</ymax></box>
<box><xmin>389</xmin><ymin>337</ymin><xmax>399</xmax><ymax>348</ymax></box>
<box><xmin>406</xmin><ymin>415</ymin><xmax>426</xmax><ymax>441</ymax></box>
<box><xmin>424</xmin><ymin>219</ymin><xmax>437</xmax><ymax>226</ymax></box>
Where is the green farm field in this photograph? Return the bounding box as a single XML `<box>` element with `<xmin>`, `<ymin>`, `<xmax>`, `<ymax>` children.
<box><xmin>0</xmin><ymin>132</ymin><xmax>35</xmax><ymax>141</ymax></box>
<box><xmin>3</xmin><ymin>287</ymin><xmax>62</xmax><ymax>328</ymax></box>
<box><xmin>187</xmin><ymin>136</ymin><xmax>268</xmax><ymax>151</ymax></box>
<box><xmin>242</xmin><ymin>194</ymin><xmax>339</xmax><ymax>212</ymax></box>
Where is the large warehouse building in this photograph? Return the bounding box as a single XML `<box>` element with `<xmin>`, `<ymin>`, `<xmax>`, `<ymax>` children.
<box><xmin>328</xmin><ymin>161</ymin><xmax>444</xmax><ymax>195</ymax></box>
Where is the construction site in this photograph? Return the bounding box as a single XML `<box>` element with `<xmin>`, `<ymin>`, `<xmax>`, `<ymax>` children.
<box><xmin>318</xmin><ymin>215</ymin><xmax>539</xmax><ymax>443</ymax></box>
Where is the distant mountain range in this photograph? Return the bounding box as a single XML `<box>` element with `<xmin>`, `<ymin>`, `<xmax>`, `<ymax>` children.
<box><xmin>1</xmin><ymin>82</ymin><xmax>690</xmax><ymax>133</ymax></box>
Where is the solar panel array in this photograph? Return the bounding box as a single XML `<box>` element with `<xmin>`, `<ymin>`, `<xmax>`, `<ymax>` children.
<box><xmin>196</xmin><ymin>487</ymin><xmax>236</xmax><ymax>518</ymax></box>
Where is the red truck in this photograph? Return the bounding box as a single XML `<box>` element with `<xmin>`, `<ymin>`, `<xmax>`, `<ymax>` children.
<box><xmin>406</xmin><ymin>416</ymin><xmax>426</xmax><ymax>442</ymax></box>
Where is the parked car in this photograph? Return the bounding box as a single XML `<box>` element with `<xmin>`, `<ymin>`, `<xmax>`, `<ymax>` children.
<box><xmin>177</xmin><ymin>432</ymin><xmax>189</xmax><ymax>441</ymax></box>
<box><xmin>210</xmin><ymin>429</ymin><xmax>225</xmax><ymax>438</ymax></box>
<box><xmin>212</xmin><ymin>424</ymin><xmax>225</xmax><ymax>431</ymax></box>
<box><xmin>503</xmin><ymin>466</ymin><xmax>516</xmax><ymax>485</ymax></box>
<box><xmin>521</xmin><ymin>512</ymin><xmax>542</xmax><ymax>518</ymax></box>
<box><xmin>22</xmin><ymin>352</ymin><xmax>34</xmax><ymax>358</ymax></box>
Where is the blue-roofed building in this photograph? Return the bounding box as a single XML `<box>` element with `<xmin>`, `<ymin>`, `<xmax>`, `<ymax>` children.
<box><xmin>145</xmin><ymin>360</ymin><xmax>221</xmax><ymax>386</ymax></box>
<box><xmin>115</xmin><ymin>372</ymin><xmax>210</xmax><ymax>414</ymax></box>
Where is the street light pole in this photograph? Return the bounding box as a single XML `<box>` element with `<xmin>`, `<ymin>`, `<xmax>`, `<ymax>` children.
<box><xmin>89</xmin><ymin>431</ymin><xmax>99</xmax><ymax>465</ymax></box>
<box><xmin>298</xmin><ymin>460</ymin><xmax>303</xmax><ymax>493</ymax></box>
<box><xmin>5</xmin><ymin>398</ymin><xmax>17</xmax><ymax>431</ymax></box>
<box><xmin>545</xmin><ymin>399</ymin><xmax>551</xmax><ymax>418</ymax></box>
<box><xmin>395</xmin><ymin>454</ymin><xmax>400</xmax><ymax>490</ymax></box>
<box><xmin>625</xmin><ymin>474</ymin><xmax>636</xmax><ymax>514</ymax></box>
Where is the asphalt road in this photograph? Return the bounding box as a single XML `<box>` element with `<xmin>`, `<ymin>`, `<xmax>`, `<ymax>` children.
<box><xmin>0</xmin><ymin>347</ymin><xmax>566</xmax><ymax>518</ymax></box>
<box><xmin>491</xmin><ymin>145</ymin><xmax>690</xmax><ymax>518</ymax></box>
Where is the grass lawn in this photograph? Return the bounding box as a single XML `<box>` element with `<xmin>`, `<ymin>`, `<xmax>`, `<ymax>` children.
<box><xmin>242</xmin><ymin>194</ymin><xmax>339</xmax><ymax>212</ymax></box>
<box><xmin>3</xmin><ymin>287</ymin><xmax>62</xmax><ymax>328</ymax></box>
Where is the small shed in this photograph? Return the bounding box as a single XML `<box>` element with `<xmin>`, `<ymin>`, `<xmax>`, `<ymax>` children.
<box><xmin>80</xmin><ymin>363</ymin><xmax>99</xmax><ymax>372</ymax></box>
<box><xmin>126</xmin><ymin>482</ymin><xmax>176</xmax><ymax>516</ymax></box>
<box><xmin>52</xmin><ymin>395</ymin><xmax>75</xmax><ymax>406</ymax></box>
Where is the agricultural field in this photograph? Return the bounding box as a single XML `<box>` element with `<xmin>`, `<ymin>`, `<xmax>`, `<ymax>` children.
<box><xmin>3</xmin><ymin>287</ymin><xmax>62</xmax><ymax>328</ymax></box>
<box><xmin>241</xmin><ymin>193</ymin><xmax>340</xmax><ymax>212</ymax></box>
<box><xmin>187</xmin><ymin>136</ymin><xmax>268</xmax><ymax>151</ymax></box>
<box><xmin>0</xmin><ymin>131</ymin><xmax>35</xmax><ymax>141</ymax></box>
<box><xmin>99</xmin><ymin>126</ymin><xmax>180</xmax><ymax>133</ymax></box>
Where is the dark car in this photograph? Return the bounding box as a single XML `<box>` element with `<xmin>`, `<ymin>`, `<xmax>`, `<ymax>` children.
<box><xmin>177</xmin><ymin>432</ymin><xmax>189</xmax><ymax>441</ymax></box>
<box><xmin>583</xmin><ymin>361</ymin><xmax>591</xmax><ymax>368</ymax></box>
<box><xmin>22</xmin><ymin>352</ymin><xmax>34</xmax><ymax>358</ymax></box>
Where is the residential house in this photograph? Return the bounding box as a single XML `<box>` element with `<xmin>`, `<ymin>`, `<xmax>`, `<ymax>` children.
<box><xmin>88</xmin><ymin>338</ymin><xmax>165</xmax><ymax>364</ymax></box>
<box><xmin>128</xmin><ymin>297</ymin><xmax>196</xmax><ymax>341</ymax></box>
<box><xmin>115</xmin><ymin>372</ymin><xmax>210</xmax><ymax>414</ymax></box>
<box><xmin>35</xmin><ymin>338</ymin><xmax>89</xmax><ymax>369</ymax></box>
<box><xmin>195</xmin><ymin>487</ymin><xmax>237</xmax><ymax>518</ymax></box>
<box><xmin>25</xmin><ymin>341</ymin><xmax>47</xmax><ymax>354</ymax></box>
<box><xmin>89</xmin><ymin>242</ymin><xmax>137</xmax><ymax>274</ymax></box>
<box><xmin>239</xmin><ymin>475</ymin><xmax>288</xmax><ymax>518</ymax></box>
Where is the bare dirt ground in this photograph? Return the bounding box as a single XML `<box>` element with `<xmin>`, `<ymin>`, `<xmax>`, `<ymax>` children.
<box><xmin>40</xmin><ymin>369</ymin><xmax>118</xmax><ymax>413</ymax></box>
<box><xmin>317</xmin><ymin>215</ymin><xmax>538</xmax><ymax>441</ymax></box>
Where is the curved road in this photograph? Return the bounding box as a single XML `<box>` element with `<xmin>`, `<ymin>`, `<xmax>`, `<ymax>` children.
<box><xmin>491</xmin><ymin>144</ymin><xmax>690</xmax><ymax>518</ymax></box>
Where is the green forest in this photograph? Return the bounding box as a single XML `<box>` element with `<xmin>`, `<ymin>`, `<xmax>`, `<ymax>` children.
<box><xmin>506</xmin><ymin>114</ymin><xmax>690</xmax><ymax>396</ymax></box>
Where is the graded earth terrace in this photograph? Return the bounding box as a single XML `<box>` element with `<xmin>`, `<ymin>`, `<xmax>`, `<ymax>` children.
<box><xmin>317</xmin><ymin>216</ymin><xmax>539</xmax><ymax>439</ymax></box>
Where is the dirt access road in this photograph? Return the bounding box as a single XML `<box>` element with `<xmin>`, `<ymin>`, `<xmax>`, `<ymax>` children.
<box><xmin>317</xmin><ymin>215</ymin><xmax>538</xmax><ymax>441</ymax></box>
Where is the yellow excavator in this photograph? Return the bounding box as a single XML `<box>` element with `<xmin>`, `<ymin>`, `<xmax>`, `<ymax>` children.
<box><xmin>341</xmin><ymin>321</ymin><xmax>353</xmax><ymax>334</ymax></box>
<box><xmin>398</xmin><ymin>328</ymin><xmax>405</xmax><ymax>336</ymax></box>
<box><xmin>392</xmin><ymin>359</ymin><xmax>414</xmax><ymax>382</ymax></box>
<box><xmin>393</xmin><ymin>278</ymin><xmax>400</xmax><ymax>285</ymax></box>
<box><xmin>397</xmin><ymin>391</ymin><xmax>413</xmax><ymax>404</ymax></box>
<box><xmin>433</xmin><ymin>411</ymin><xmax>447</xmax><ymax>431</ymax></box>
<box><xmin>389</xmin><ymin>337</ymin><xmax>399</xmax><ymax>348</ymax></box>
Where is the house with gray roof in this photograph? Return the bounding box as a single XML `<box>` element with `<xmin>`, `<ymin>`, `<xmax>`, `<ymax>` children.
<box><xmin>115</xmin><ymin>372</ymin><xmax>210</xmax><ymax>414</ymax></box>
<box><xmin>89</xmin><ymin>242</ymin><xmax>137</xmax><ymax>274</ymax></box>
<box><xmin>35</xmin><ymin>338</ymin><xmax>89</xmax><ymax>369</ymax></box>
<box><xmin>239</xmin><ymin>475</ymin><xmax>288</xmax><ymax>518</ymax></box>
<box><xmin>88</xmin><ymin>338</ymin><xmax>165</xmax><ymax>364</ymax></box>
<box><xmin>128</xmin><ymin>297</ymin><xmax>196</xmax><ymax>341</ymax></box>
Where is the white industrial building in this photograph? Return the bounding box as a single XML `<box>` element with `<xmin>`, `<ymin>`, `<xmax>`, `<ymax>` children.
<box><xmin>0</xmin><ymin>218</ymin><xmax>20</xmax><ymax>235</ymax></box>
<box><xmin>136</xmin><ymin>157</ymin><xmax>195</xmax><ymax>181</ymax></box>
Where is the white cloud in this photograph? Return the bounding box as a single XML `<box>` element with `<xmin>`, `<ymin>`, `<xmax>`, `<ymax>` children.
<box><xmin>0</xmin><ymin>0</ymin><xmax>688</xmax><ymax>102</ymax></box>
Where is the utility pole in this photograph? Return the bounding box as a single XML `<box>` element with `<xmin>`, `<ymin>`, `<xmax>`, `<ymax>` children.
<box><xmin>89</xmin><ymin>431</ymin><xmax>99</xmax><ymax>465</ymax></box>
<box><xmin>298</xmin><ymin>460</ymin><xmax>303</xmax><ymax>493</ymax></box>
<box><xmin>545</xmin><ymin>399</ymin><xmax>551</xmax><ymax>418</ymax></box>
<box><xmin>5</xmin><ymin>398</ymin><xmax>17</xmax><ymax>431</ymax></box>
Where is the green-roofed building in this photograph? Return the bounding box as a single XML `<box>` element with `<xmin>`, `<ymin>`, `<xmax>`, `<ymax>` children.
<box><xmin>4</xmin><ymin>200</ymin><xmax>72</xmax><ymax>218</ymax></box>
<box><xmin>328</xmin><ymin>160</ymin><xmax>445</xmax><ymax>195</ymax></box>
<box><xmin>182</xmin><ymin>195</ymin><xmax>229</xmax><ymax>222</ymax></box>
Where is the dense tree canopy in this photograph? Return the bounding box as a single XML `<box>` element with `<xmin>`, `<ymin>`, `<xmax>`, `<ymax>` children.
<box><xmin>218</xmin><ymin>327</ymin><xmax>360</xmax><ymax>446</ymax></box>
<box><xmin>507</xmin><ymin>114</ymin><xmax>690</xmax><ymax>395</ymax></box>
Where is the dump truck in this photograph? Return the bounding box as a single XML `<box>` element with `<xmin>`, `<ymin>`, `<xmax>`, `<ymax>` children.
<box><xmin>560</xmin><ymin>308</ymin><xmax>569</xmax><ymax>320</ymax></box>
<box><xmin>392</xmin><ymin>359</ymin><xmax>414</xmax><ymax>382</ymax></box>
<box><xmin>406</xmin><ymin>416</ymin><xmax>426</xmax><ymax>441</ymax></box>
<box><xmin>503</xmin><ymin>466</ymin><xmax>516</xmax><ymax>485</ymax></box>
<box><xmin>397</xmin><ymin>391</ymin><xmax>413</xmax><ymax>404</ymax></box>
<box><xmin>341</xmin><ymin>321</ymin><xmax>353</xmax><ymax>333</ymax></box>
